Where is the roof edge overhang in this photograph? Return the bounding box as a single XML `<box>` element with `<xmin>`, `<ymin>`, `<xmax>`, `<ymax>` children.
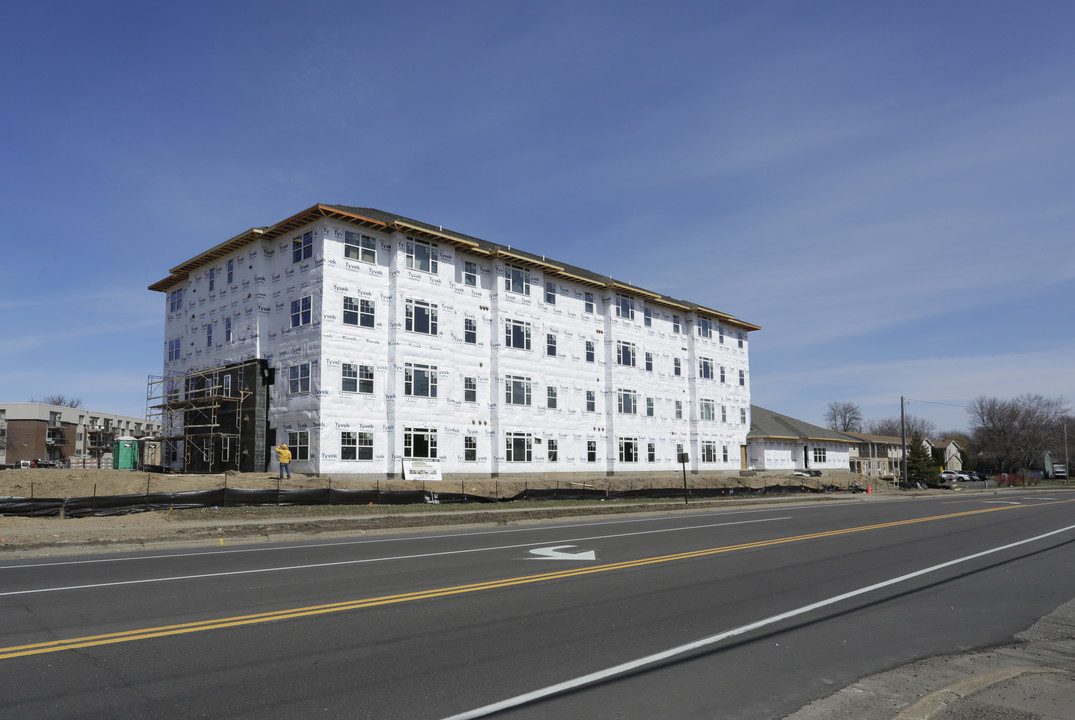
<box><xmin>391</xmin><ymin>219</ymin><xmax>487</xmax><ymax>252</ymax></box>
<box><xmin>494</xmin><ymin>248</ymin><xmax>565</xmax><ymax>272</ymax></box>
<box><xmin>749</xmin><ymin>433</ymin><xmax>856</xmax><ymax>444</ymax></box>
<box><xmin>146</xmin><ymin>205</ymin><xmax>759</xmax><ymax>331</ymax></box>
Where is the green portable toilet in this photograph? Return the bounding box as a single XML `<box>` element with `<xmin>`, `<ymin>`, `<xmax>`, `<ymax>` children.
<box><xmin>113</xmin><ymin>436</ymin><xmax>138</xmax><ymax>470</ymax></box>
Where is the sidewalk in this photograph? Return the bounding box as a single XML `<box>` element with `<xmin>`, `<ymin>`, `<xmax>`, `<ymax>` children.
<box><xmin>785</xmin><ymin>597</ymin><xmax>1075</xmax><ymax>719</ymax></box>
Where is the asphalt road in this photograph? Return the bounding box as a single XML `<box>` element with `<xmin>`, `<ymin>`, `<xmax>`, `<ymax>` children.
<box><xmin>2</xmin><ymin>492</ymin><xmax>1075</xmax><ymax>719</ymax></box>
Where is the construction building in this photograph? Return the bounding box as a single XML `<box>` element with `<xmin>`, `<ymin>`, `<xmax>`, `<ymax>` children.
<box><xmin>149</xmin><ymin>205</ymin><xmax>759</xmax><ymax>478</ymax></box>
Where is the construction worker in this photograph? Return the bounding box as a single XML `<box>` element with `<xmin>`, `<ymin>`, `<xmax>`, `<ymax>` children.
<box><xmin>275</xmin><ymin>443</ymin><xmax>292</xmax><ymax>479</ymax></box>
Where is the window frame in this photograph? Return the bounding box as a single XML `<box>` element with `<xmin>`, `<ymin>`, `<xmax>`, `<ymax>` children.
<box><xmin>287</xmin><ymin>430</ymin><xmax>310</xmax><ymax>460</ymax></box>
<box><xmin>545</xmin><ymin>281</ymin><xmax>556</xmax><ymax>304</ymax></box>
<box><xmin>292</xmin><ymin>232</ymin><xmax>313</xmax><ymax>263</ymax></box>
<box><xmin>404</xmin><ymin>427</ymin><xmax>437</xmax><ymax>459</ymax></box>
<box><xmin>464</xmin><ymin>317</ymin><xmax>477</xmax><ymax>344</ymax></box>
<box><xmin>701</xmin><ymin>441</ymin><xmax>717</xmax><ymax>463</ymax></box>
<box><xmin>344</xmin><ymin>231</ymin><xmax>377</xmax><ymax>264</ymax></box>
<box><xmin>344</xmin><ymin>296</ymin><xmax>375</xmax><ymax>328</ymax></box>
<box><xmin>504</xmin><ymin>319</ymin><xmax>532</xmax><ymax>350</ymax></box>
<box><xmin>618</xmin><ymin>437</ymin><xmax>639</xmax><ymax>463</ymax></box>
<box><xmin>405</xmin><ymin>237</ymin><xmax>439</xmax><ymax>274</ymax></box>
<box><xmin>505</xmin><ymin>432</ymin><xmax>533</xmax><ymax>462</ymax></box>
<box><xmin>288</xmin><ymin>363</ymin><xmax>311</xmax><ymax>394</ymax></box>
<box><xmin>405</xmin><ymin>298</ymin><xmax>439</xmax><ymax>335</ymax></box>
<box><xmin>700</xmin><ymin>399</ymin><xmax>716</xmax><ymax>421</ymax></box>
<box><xmin>291</xmin><ymin>295</ymin><xmax>312</xmax><ymax>328</ymax></box>
<box><xmin>505</xmin><ymin>375</ymin><xmax>532</xmax><ymax>406</ymax></box>
<box><xmin>504</xmin><ymin>263</ymin><xmax>531</xmax><ymax>295</ymax></box>
<box><xmin>404</xmin><ymin>362</ymin><xmax>438</xmax><ymax>398</ymax></box>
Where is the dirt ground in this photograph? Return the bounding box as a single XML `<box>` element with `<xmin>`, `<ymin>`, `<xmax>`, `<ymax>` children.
<box><xmin>0</xmin><ymin>468</ymin><xmax>881</xmax><ymax>555</ymax></box>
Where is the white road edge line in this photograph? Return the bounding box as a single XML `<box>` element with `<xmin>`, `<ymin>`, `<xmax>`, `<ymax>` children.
<box><xmin>439</xmin><ymin>522</ymin><xmax>1075</xmax><ymax>720</ymax></box>
<box><xmin>0</xmin><ymin>505</ymin><xmax>803</xmax><ymax>569</ymax></box>
<box><xmin>0</xmin><ymin>516</ymin><xmax>789</xmax><ymax>597</ymax></box>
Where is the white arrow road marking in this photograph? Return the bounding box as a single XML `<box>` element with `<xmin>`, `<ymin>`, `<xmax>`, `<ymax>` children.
<box><xmin>529</xmin><ymin>545</ymin><xmax>597</xmax><ymax>561</ymax></box>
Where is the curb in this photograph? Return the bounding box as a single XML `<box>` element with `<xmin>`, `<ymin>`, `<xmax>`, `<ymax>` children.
<box><xmin>892</xmin><ymin>666</ymin><xmax>1062</xmax><ymax>720</ymax></box>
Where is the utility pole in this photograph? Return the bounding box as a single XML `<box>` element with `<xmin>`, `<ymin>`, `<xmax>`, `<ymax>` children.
<box><xmin>900</xmin><ymin>396</ymin><xmax>908</xmax><ymax>484</ymax></box>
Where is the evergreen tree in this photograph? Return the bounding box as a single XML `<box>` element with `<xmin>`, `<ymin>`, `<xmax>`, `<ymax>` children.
<box><xmin>907</xmin><ymin>436</ymin><xmax>939</xmax><ymax>485</ymax></box>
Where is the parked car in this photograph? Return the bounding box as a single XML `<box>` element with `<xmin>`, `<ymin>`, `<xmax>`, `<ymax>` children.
<box><xmin>938</xmin><ymin>470</ymin><xmax>969</xmax><ymax>488</ymax></box>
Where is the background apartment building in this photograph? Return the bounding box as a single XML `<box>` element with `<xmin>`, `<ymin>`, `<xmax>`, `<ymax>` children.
<box><xmin>0</xmin><ymin>403</ymin><xmax>160</xmax><ymax>467</ymax></box>
<box><xmin>150</xmin><ymin>205</ymin><xmax>759</xmax><ymax>478</ymax></box>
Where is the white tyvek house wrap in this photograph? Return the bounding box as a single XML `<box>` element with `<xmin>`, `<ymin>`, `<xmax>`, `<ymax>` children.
<box><xmin>160</xmin><ymin>217</ymin><xmax>753</xmax><ymax>477</ymax></box>
<box><xmin>748</xmin><ymin>440</ymin><xmax>852</xmax><ymax>471</ymax></box>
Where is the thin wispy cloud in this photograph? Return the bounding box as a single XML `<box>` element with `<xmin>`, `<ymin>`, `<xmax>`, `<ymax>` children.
<box><xmin>2</xmin><ymin>1</ymin><xmax>1072</xmax><ymax>430</ymax></box>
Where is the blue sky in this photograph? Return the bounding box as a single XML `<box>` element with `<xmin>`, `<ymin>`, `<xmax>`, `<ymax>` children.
<box><xmin>2</xmin><ymin>0</ymin><xmax>1073</xmax><ymax>433</ymax></box>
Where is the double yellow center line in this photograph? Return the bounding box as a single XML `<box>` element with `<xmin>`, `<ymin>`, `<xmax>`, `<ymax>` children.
<box><xmin>2</xmin><ymin>499</ymin><xmax>1069</xmax><ymax>660</ymax></box>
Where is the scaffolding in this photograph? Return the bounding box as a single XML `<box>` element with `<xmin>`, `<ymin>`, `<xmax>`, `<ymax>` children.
<box><xmin>146</xmin><ymin>362</ymin><xmax>253</xmax><ymax>473</ymax></box>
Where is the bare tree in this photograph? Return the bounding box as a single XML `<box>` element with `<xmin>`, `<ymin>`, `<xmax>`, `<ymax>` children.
<box><xmin>31</xmin><ymin>395</ymin><xmax>83</xmax><ymax>408</ymax></box>
<box><xmin>867</xmin><ymin>415</ymin><xmax>936</xmax><ymax>440</ymax></box>
<box><xmin>968</xmin><ymin>394</ymin><xmax>1068</xmax><ymax>473</ymax></box>
<box><xmin>825</xmin><ymin>401</ymin><xmax>863</xmax><ymax>432</ymax></box>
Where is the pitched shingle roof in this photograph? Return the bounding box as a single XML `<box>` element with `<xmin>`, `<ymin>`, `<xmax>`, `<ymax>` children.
<box><xmin>748</xmin><ymin>405</ymin><xmax>855</xmax><ymax>443</ymax></box>
<box><xmin>149</xmin><ymin>203</ymin><xmax>760</xmax><ymax>331</ymax></box>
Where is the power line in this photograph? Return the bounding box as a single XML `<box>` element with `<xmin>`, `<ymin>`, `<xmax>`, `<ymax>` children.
<box><xmin>904</xmin><ymin>398</ymin><xmax>972</xmax><ymax>409</ymax></box>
